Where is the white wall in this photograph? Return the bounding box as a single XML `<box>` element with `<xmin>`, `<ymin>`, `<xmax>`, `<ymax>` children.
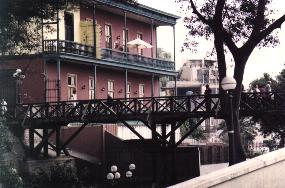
<box><xmin>169</xmin><ymin>148</ymin><xmax>285</xmax><ymax>188</ymax></box>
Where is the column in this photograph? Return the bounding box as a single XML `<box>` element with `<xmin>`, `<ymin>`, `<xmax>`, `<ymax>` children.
<box><xmin>125</xmin><ymin>70</ymin><xmax>128</xmax><ymax>99</ymax></box>
<box><xmin>172</xmin><ymin>25</ymin><xmax>176</xmax><ymax>67</ymax></box>
<box><xmin>57</xmin><ymin>59</ymin><xmax>61</xmax><ymax>101</ymax></box>
<box><xmin>124</xmin><ymin>11</ymin><xmax>127</xmax><ymax>53</ymax></box>
<box><xmin>93</xmin><ymin>65</ymin><xmax>97</xmax><ymax>99</ymax></box>
<box><xmin>93</xmin><ymin>3</ymin><xmax>97</xmax><ymax>57</ymax></box>
<box><xmin>174</xmin><ymin>76</ymin><xmax>177</xmax><ymax>96</ymax></box>
<box><xmin>151</xmin><ymin>74</ymin><xmax>154</xmax><ymax>97</ymax></box>
<box><xmin>151</xmin><ymin>19</ymin><xmax>154</xmax><ymax>58</ymax></box>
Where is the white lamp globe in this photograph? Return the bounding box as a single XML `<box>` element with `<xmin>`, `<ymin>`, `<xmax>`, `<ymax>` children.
<box><xmin>129</xmin><ymin>163</ymin><xmax>136</xmax><ymax>170</ymax></box>
<box><xmin>114</xmin><ymin>172</ymin><xmax>121</xmax><ymax>179</ymax></box>
<box><xmin>126</xmin><ymin>171</ymin><xmax>132</xmax><ymax>178</ymax></box>
<box><xmin>221</xmin><ymin>76</ymin><xmax>237</xmax><ymax>91</ymax></box>
<box><xmin>106</xmin><ymin>173</ymin><xmax>114</xmax><ymax>180</ymax></box>
<box><xmin>110</xmin><ymin>165</ymin><xmax>118</xmax><ymax>172</ymax></box>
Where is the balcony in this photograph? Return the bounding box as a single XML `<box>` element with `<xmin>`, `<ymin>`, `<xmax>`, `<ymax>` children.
<box><xmin>43</xmin><ymin>40</ymin><xmax>175</xmax><ymax>72</ymax></box>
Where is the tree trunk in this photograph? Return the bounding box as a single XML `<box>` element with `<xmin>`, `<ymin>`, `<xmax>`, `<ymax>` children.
<box><xmin>231</xmin><ymin>55</ymin><xmax>250</xmax><ymax>164</ymax></box>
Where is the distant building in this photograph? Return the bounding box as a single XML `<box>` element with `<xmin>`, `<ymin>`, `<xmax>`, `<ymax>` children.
<box><xmin>165</xmin><ymin>59</ymin><xmax>222</xmax><ymax>144</ymax></box>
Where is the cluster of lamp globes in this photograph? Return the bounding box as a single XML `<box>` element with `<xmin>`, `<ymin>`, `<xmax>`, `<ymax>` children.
<box><xmin>106</xmin><ymin>163</ymin><xmax>136</xmax><ymax>181</ymax></box>
<box><xmin>12</xmin><ymin>69</ymin><xmax>25</xmax><ymax>79</ymax></box>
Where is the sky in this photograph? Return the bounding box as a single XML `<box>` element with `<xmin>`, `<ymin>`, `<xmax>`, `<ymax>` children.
<box><xmin>138</xmin><ymin>0</ymin><xmax>285</xmax><ymax>87</ymax></box>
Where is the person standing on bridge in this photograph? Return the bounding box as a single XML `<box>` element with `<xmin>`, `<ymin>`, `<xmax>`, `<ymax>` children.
<box><xmin>204</xmin><ymin>84</ymin><xmax>212</xmax><ymax>112</ymax></box>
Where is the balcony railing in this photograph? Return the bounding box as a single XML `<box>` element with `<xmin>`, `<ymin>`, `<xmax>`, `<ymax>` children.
<box><xmin>43</xmin><ymin>40</ymin><xmax>175</xmax><ymax>71</ymax></box>
<box><xmin>101</xmin><ymin>48</ymin><xmax>174</xmax><ymax>70</ymax></box>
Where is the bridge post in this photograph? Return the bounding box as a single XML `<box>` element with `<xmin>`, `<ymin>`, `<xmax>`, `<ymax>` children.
<box><xmin>170</xmin><ymin>122</ymin><xmax>177</xmax><ymax>184</ymax></box>
<box><xmin>43</xmin><ymin>129</ymin><xmax>49</xmax><ymax>157</ymax></box>
<box><xmin>151</xmin><ymin>122</ymin><xmax>157</xmax><ymax>187</ymax></box>
<box><xmin>56</xmin><ymin>126</ymin><xmax>61</xmax><ymax>156</ymax></box>
<box><xmin>161</xmin><ymin>123</ymin><xmax>167</xmax><ymax>186</ymax></box>
<box><xmin>29</xmin><ymin>129</ymin><xmax>34</xmax><ymax>156</ymax></box>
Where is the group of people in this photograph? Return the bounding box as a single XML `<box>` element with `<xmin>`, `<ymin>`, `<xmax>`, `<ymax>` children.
<box><xmin>251</xmin><ymin>81</ymin><xmax>272</xmax><ymax>93</ymax></box>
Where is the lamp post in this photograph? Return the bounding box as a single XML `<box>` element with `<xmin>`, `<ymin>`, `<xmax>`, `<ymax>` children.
<box><xmin>12</xmin><ymin>69</ymin><xmax>25</xmax><ymax>104</ymax></box>
<box><xmin>221</xmin><ymin>76</ymin><xmax>237</xmax><ymax>165</ymax></box>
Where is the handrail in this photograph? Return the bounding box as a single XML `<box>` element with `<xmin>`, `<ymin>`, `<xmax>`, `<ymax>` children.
<box><xmin>43</xmin><ymin>39</ymin><xmax>175</xmax><ymax>71</ymax></box>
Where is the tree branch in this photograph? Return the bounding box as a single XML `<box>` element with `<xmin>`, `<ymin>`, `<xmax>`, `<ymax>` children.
<box><xmin>213</xmin><ymin>0</ymin><xmax>226</xmax><ymax>25</ymax></box>
<box><xmin>256</xmin><ymin>14</ymin><xmax>285</xmax><ymax>45</ymax></box>
<box><xmin>189</xmin><ymin>0</ymin><xmax>212</xmax><ymax>26</ymax></box>
<box><xmin>252</xmin><ymin>0</ymin><xmax>266</xmax><ymax>34</ymax></box>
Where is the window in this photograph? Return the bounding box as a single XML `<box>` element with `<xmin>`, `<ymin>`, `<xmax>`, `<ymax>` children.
<box><xmin>65</xmin><ymin>12</ymin><xmax>74</xmax><ymax>41</ymax></box>
<box><xmin>137</xmin><ymin>33</ymin><xmax>143</xmax><ymax>55</ymax></box>
<box><xmin>139</xmin><ymin>84</ymin><xmax>145</xmax><ymax>98</ymax></box>
<box><xmin>123</xmin><ymin>29</ymin><xmax>129</xmax><ymax>52</ymax></box>
<box><xmin>67</xmin><ymin>74</ymin><xmax>77</xmax><ymax>100</ymax></box>
<box><xmin>105</xmin><ymin>24</ymin><xmax>112</xmax><ymax>49</ymax></box>
<box><xmin>89</xmin><ymin>77</ymin><xmax>95</xmax><ymax>99</ymax></box>
<box><xmin>126</xmin><ymin>83</ymin><xmax>131</xmax><ymax>98</ymax></box>
<box><xmin>108</xmin><ymin>80</ymin><xmax>114</xmax><ymax>98</ymax></box>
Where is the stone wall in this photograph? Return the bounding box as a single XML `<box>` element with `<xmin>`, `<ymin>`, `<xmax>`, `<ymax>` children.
<box><xmin>169</xmin><ymin>148</ymin><xmax>285</xmax><ymax>188</ymax></box>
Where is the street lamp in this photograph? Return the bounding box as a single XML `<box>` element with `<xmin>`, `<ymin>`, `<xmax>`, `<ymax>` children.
<box><xmin>12</xmin><ymin>69</ymin><xmax>25</xmax><ymax>104</ymax></box>
<box><xmin>221</xmin><ymin>76</ymin><xmax>236</xmax><ymax>165</ymax></box>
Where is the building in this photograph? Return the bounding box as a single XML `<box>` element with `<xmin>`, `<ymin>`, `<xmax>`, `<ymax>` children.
<box><xmin>165</xmin><ymin>59</ymin><xmax>219</xmax><ymax>95</ymax></box>
<box><xmin>0</xmin><ymin>0</ymin><xmax>180</xmax><ymax>176</ymax></box>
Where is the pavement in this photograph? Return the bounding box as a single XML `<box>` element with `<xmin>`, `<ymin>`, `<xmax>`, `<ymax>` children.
<box><xmin>200</xmin><ymin>163</ymin><xmax>229</xmax><ymax>175</ymax></box>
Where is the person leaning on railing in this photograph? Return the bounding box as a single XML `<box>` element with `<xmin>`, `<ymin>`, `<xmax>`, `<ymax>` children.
<box><xmin>1</xmin><ymin>99</ymin><xmax>7</xmax><ymax>115</ymax></box>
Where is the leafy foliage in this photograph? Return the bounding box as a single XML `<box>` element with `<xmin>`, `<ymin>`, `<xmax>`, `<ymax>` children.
<box><xmin>26</xmin><ymin>160</ymin><xmax>80</xmax><ymax>188</ymax></box>
<box><xmin>0</xmin><ymin>0</ymin><xmax>79</xmax><ymax>54</ymax></box>
<box><xmin>249</xmin><ymin>70</ymin><xmax>285</xmax><ymax>148</ymax></box>
<box><xmin>180</xmin><ymin>118</ymin><xmax>207</xmax><ymax>141</ymax></box>
<box><xmin>0</xmin><ymin>118</ymin><xmax>24</xmax><ymax>188</ymax></box>
<box><xmin>249</xmin><ymin>73</ymin><xmax>278</xmax><ymax>91</ymax></box>
<box><xmin>218</xmin><ymin>118</ymin><xmax>258</xmax><ymax>154</ymax></box>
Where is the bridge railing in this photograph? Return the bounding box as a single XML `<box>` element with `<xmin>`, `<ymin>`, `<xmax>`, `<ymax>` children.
<box><xmin>1</xmin><ymin>92</ymin><xmax>285</xmax><ymax>122</ymax></box>
<box><xmin>1</xmin><ymin>95</ymin><xmax>220</xmax><ymax>121</ymax></box>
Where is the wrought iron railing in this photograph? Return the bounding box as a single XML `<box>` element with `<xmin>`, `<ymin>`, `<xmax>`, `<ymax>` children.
<box><xmin>43</xmin><ymin>40</ymin><xmax>94</xmax><ymax>57</ymax></box>
<box><xmin>2</xmin><ymin>92</ymin><xmax>285</xmax><ymax>124</ymax></box>
<box><xmin>43</xmin><ymin>40</ymin><xmax>175</xmax><ymax>71</ymax></box>
<box><xmin>101</xmin><ymin>48</ymin><xmax>175</xmax><ymax>70</ymax></box>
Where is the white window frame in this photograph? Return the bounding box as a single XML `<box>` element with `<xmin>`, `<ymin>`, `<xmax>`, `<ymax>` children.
<box><xmin>126</xmin><ymin>82</ymin><xmax>131</xmax><ymax>98</ymax></box>
<box><xmin>105</xmin><ymin>24</ymin><xmax>112</xmax><ymax>49</ymax></box>
<box><xmin>89</xmin><ymin>77</ymin><xmax>95</xmax><ymax>99</ymax></box>
<box><xmin>108</xmin><ymin>80</ymin><xmax>115</xmax><ymax>98</ymax></box>
<box><xmin>139</xmin><ymin>84</ymin><xmax>145</xmax><ymax>98</ymax></box>
<box><xmin>67</xmin><ymin>74</ymin><xmax>77</xmax><ymax>100</ymax></box>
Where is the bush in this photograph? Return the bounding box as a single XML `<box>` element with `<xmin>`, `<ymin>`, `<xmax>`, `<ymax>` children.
<box><xmin>27</xmin><ymin>160</ymin><xmax>80</xmax><ymax>188</ymax></box>
<box><xmin>0</xmin><ymin>118</ymin><xmax>24</xmax><ymax>188</ymax></box>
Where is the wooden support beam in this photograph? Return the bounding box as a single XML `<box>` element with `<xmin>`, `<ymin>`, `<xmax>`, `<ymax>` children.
<box><xmin>175</xmin><ymin>116</ymin><xmax>209</xmax><ymax>147</ymax></box>
<box><xmin>34</xmin><ymin>129</ymin><xmax>56</xmax><ymax>155</ymax></box>
<box><xmin>60</xmin><ymin>122</ymin><xmax>88</xmax><ymax>151</ymax></box>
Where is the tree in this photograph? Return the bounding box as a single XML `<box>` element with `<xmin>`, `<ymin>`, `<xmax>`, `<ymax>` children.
<box><xmin>249</xmin><ymin>73</ymin><xmax>278</xmax><ymax>91</ymax></box>
<box><xmin>176</xmin><ymin>0</ymin><xmax>285</xmax><ymax>165</ymax></box>
<box><xmin>218</xmin><ymin>118</ymin><xmax>258</xmax><ymax>156</ymax></box>
<box><xmin>157</xmin><ymin>48</ymin><xmax>172</xmax><ymax>60</ymax></box>
<box><xmin>250</xmin><ymin>70</ymin><xmax>285</xmax><ymax>148</ymax></box>
<box><xmin>180</xmin><ymin>118</ymin><xmax>207</xmax><ymax>141</ymax></box>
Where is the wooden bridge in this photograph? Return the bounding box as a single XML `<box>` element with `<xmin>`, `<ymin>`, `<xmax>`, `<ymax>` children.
<box><xmin>1</xmin><ymin>92</ymin><xmax>285</xmax><ymax>157</ymax></box>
